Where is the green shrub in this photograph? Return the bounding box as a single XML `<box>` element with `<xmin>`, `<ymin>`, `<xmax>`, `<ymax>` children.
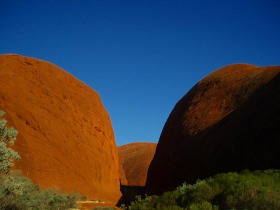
<box><xmin>212</xmin><ymin>170</ymin><xmax>280</xmax><ymax>209</ymax></box>
<box><xmin>0</xmin><ymin>171</ymin><xmax>84</xmax><ymax>209</ymax></box>
<box><xmin>188</xmin><ymin>201</ymin><xmax>218</xmax><ymax>210</ymax></box>
<box><xmin>125</xmin><ymin>170</ymin><xmax>280</xmax><ymax>210</ymax></box>
<box><xmin>0</xmin><ymin>110</ymin><xmax>21</xmax><ymax>173</ymax></box>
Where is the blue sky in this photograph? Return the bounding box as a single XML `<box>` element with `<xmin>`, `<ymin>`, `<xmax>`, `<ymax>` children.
<box><xmin>1</xmin><ymin>0</ymin><xmax>280</xmax><ymax>146</ymax></box>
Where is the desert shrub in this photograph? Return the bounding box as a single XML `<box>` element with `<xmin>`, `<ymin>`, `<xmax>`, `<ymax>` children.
<box><xmin>0</xmin><ymin>171</ymin><xmax>84</xmax><ymax>209</ymax></box>
<box><xmin>211</xmin><ymin>170</ymin><xmax>280</xmax><ymax>209</ymax></box>
<box><xmin>128</xmin><ymin>194</ymin><xmax>184</xmax><ymax>210</ymax></box>
<box><xmin>188</xmin><ymin>201</ymin><xmax>218</xmax><ymax>210</ymax></box>
<box><xmin>0</xmin><ymin>110</ymin><xmax>21</xmax><ymax>173</ymax></box>
<box><xmin>125</xmin><ymin>170</ymin><xmax>280</xmax><ymax>210</ymax></box>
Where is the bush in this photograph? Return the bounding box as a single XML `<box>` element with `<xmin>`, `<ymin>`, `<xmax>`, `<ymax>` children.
<box><xmin>212</xmin><ymin>170</ymin><xmax>280</xmax><ymax>209</ymax></box>
<box><xmin>0</xmin><ymin>110</ymin><xmax>21</xmax><ymax>173</ymax></box>
<box><xmin>125</xmin><ymin>170</ymin><xmax>280</xmax><ymax>210</ymax></box>
<box><xmin>0</xmin><ymin>171</ymin><xmax>84</xmax><ymax>209</ymax></box>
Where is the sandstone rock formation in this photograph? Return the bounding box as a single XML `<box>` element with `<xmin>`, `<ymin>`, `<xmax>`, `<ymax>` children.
<box><xmin>118</xmin><ymin>142</ymin><xmax>157</xmax><ymax>186</ymax></box>
<box><xmin>119</xmin><ymin>161</ymin><xmax>128</xmax><ymax>186</ymax></box>
<box><xmin>0</xmin><ymin>54</ymin><xmax>121</xmax><ymax>204</ymax></box>
<box><xmin>147</xmin><ymin>64</ymin><xmax>280</xmax><ymax>194</ymax></box>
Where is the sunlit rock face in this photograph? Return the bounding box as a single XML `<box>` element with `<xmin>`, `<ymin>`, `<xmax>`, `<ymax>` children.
<box><xmin>147</xmin><ymin>64</ymin><xmax>280</xmax><ymax>195</ymax></box>
<box><xmin>0</xmin><ymin>54</ymin><xmax>121</xmax><ymax>204</ymax></box>
<box><xmin>118</xmin><ymin>142</ymin><xmax>157</xmax><ymax>186</ymax></box>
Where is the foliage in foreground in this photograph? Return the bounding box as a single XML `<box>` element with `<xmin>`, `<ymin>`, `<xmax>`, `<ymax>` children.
<box><xmin>125</xmin><ymin>169</ymin><xmax>280</xmax><ymax>210</ymax></box>
<box><xmin>0</xmin><ymin>110</ymin><xmax>21</xmax><ymax>173</ymax></box>
<box><xmin>0</xmin><ymin>171</ymin><xmax>85</xmax><ymax>209</ymax></box>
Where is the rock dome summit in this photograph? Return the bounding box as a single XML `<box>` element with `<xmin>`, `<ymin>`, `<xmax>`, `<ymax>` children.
<box><xmin>0</xmin><ymin>54</ymin><xmax>121</xmax><ymax>204</ymax></box>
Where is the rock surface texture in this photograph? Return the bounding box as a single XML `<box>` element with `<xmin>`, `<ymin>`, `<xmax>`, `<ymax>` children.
<box><xmin>118</xmin><ymin>142</ymin><xmax>157</xmax><ymax>186</ymax></box>
<box><xmin>147</xmin><ymin>64</ymin><xmax>280</xmax><ymax>194</ymax></box>
<box><xmin>0</xmin><ymin>54</ymin><xmax>121</xmax><ymax>204</ymax></box>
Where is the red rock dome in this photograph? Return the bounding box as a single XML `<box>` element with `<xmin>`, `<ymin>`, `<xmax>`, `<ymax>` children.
<box><xmin>147</xmin><ymin>64</ymin><xmax>280</xmax><ymax>194</ymax></box>
<box><xmin>0</xmin><ymin>54</ymin><xmax>121</xmax><ymax>204</ymax></box>
<box><xmin>118</xmin><ymin>142</ymin><xmax>157</xmax><ymax>186</ymax></box>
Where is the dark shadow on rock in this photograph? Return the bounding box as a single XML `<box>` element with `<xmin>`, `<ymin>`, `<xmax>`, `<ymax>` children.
<box><xmin>117</xmin><ymin>185</ymin><xmax>146</xmax><ymax>206</ymax></box>
<box><xmin>147</xmin><ymin>72</ymin><xmax>280</xmax><ymax>195</ymax></box>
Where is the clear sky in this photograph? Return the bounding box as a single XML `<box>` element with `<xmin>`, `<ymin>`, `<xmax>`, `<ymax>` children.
<box><xmin>1</xmin><ymin>0</ymin><xmax>280</xmax><ymax>146</ymax></box>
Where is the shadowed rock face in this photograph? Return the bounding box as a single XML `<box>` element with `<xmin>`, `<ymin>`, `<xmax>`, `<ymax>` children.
<box><xmin>118</xmin><ymin>142</ymin><xmax>157</xmax><ymax>186</ymax></box>
<box><xmin>0</xmin><ymin>54</ymin><xmax>121</xmax><ymax>204</ymax></box>
<box><xmin>147</xmin><ymin>64</ymin><xmax>280</xmax><ymax>195</ymax></box>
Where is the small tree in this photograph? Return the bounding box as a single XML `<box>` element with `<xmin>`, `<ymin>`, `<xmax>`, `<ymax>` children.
<box><xmin>0</xmin><ymin>110</ymin><xmax>21</xmax><ymax>173</ymax></box>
